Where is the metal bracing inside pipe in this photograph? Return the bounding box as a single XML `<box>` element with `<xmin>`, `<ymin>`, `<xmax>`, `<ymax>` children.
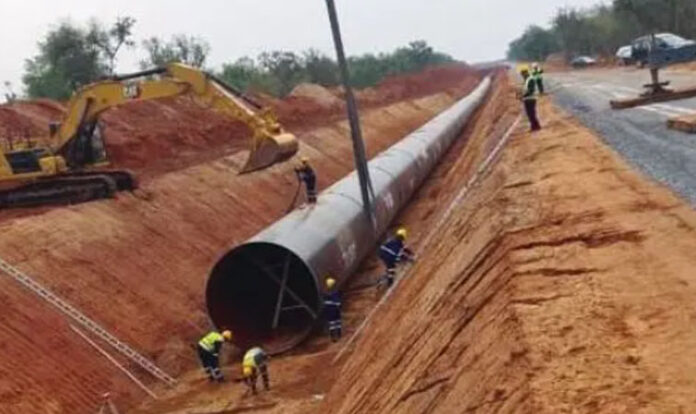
<box><xmin>206</xmin><ymin>77</ymin><xmax>492</xmax><ymax>353</ymax></box>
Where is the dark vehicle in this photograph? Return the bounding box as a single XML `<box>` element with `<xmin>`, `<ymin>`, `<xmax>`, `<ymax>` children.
<box><xmin>632</xmin><ymin>33</ymin><xmax>695</xmax><ymax>67</ymax></box>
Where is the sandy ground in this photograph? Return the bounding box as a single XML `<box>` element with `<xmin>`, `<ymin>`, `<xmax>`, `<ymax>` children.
<box><xmin>320</xmin><ymin>94</ymin><xmax>696</xmax><ymax>413</ymax></box>
<box><xmin>133</xmin><ymin>72</ymin><xmax>520</xmax><ymax>414</ymax></box>
<box><xmin>0</xmin><ymin>69</ymin><xmax>481</xmax><ymax>413</ymax></box>
<box><xmin>140</xmin><ymin>82</ymin><xmax>696</xmax><ymax>413</ymax></box>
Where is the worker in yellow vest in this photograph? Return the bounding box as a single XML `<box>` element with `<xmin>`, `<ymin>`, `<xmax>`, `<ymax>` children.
<box><xmin>242</xmin><ymin>347</ymin><xmax>270</xmax><ymax>394</ymax></box>
<box><xmin>196</xmin><ymin>330</ymin><xmax>232</xmax><ymax>382</ymax></box>
<box><xmin>532</xmin><ymin>63</ymin><xmax>545</xmax><ymax>95</ymax></box>
<box><xmin>519</xmin><ymin>66</ymin><xmax>541</xmax><ymax>132</ymax></box>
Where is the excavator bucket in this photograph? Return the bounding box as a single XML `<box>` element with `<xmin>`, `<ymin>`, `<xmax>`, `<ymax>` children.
<box><xmin>240</xmin><ymin>132</ymin><xmax>299</xmax><ymax>173</ymax></box>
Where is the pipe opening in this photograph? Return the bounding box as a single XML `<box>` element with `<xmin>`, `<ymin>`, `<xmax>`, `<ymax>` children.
<box><xmin>206</xmin><ymin>242</ymin><xmax>320</xmax><ymax>354</ymax></box>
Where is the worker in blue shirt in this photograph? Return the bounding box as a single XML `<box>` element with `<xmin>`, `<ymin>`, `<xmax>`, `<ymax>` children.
<box><xmin>294</xmin><ymin>157</ymin><xmax>317</xmax><ymax>204</ymax></box>
<box><xmin>323</xmin><ymin>277</ymin><xmax>342</xmax><ymax>342</ymax></box>
<box><xmin>376</xmin><ymin>227</ymin><xmax>415</xmax><ymax>291</ymax></box>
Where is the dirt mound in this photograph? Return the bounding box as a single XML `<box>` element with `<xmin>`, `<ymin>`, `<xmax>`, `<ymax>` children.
<box><xmin>0</xmin><ymin>64</ymin><xmax>479</xmax><ymax>182</ymax></box>
<box><xmin>289</xmin><ymin>83</ymin><xmax>342</xmax><ymax>108</ymax></box>
<box><xmin>0</xmin><ymin>67</ymin><xmax>483</xmax><ymax>413</ymax></box>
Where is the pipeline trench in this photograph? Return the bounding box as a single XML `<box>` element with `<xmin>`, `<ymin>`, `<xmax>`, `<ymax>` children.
<box><xmin>0</xmin><ymin>65</ymin><xmax>483</xmax><ymax>413</ymax></box>
<box><xmin>139</xmin><ymin>72</ymin><xmax>696</xmax><ymax>414</ymax></box>
<box><xmin>3</xmin><ymin>63</ymin><xmax>696</xmax><ymax>413</ymax></box>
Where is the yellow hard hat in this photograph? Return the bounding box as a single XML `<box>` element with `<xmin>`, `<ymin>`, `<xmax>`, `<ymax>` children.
<box><xmin>222</xmin><ymin>330</ymin><xmax>233</xmax><ymax>341</ymax></box>
<box><xmin>325</xmin><ymin>277</ymin><xmax>336</xmax><ymax>289</ymax></box>
<box><xmin>243</xmin><ymin>365</ymin><xmax>253</xmax><ymax>377</ymax></box>
<box><xmin>396</xmin><ymin>227</ymin><xmax>408</xmax><ymax>240</ymax></box>
<box><xmin>301</xmin><ymin>157</ymin><xmax>309</xmax><ymax>164</ymax></box>
<box><xmin>518</xmin><ymin>64</ymin><xmax>530</xmax><ymax>74</ymax></box>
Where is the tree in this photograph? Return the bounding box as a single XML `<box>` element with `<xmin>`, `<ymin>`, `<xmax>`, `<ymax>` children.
<box><xmin>303</xmin><ymin>49</ymin><xmax>339</xmax><ymax>86</ymax></box>
<box><xmin>140</xmin><ymin>35</ymin><xmax>211</xmax><ymax>69</ymax></box>
<box><xmin>23</xmin><ymin>21</ymin><xmax>108</xmax><ymax>99</ymax></box>
<box><xmin>258</xmin><ymin>51</ymin><xmax>305</xmax><ymax>96</ymax></box>
<box><xmin>3</xmin><ymin>81</ymin><xmax>17</xmax><ymax>103</ymax></box>
<box><xmin>87</xmin><ymin>16</ymin><xmax>136</xmax><ymax>74</ymax></box>
<box><xmin>219</xmin><ymin>57</ymin><xmax>274</xmax><ymax>92</ymax></box>
<box><xmin>507</xmin><ymin>26</ymin><xmax>561</xmax><ymax>61</ymax></box>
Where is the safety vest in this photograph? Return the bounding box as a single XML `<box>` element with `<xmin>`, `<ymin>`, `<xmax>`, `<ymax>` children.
<box><xmin>198</xmin><ymin>331</ymin><xmax>224</xmax><ymax>352</ymax></box>
<box><xmin>243</xmin><ymin>347</ymin><xmax>264</xmax><ymax>368</ymax></box>
<box><xmin>532</xmin><ymin>68</ymin><xmax>543</xmax><ymax>79</ymax></box>
<box><xmin>522</xmin><ymin>76</ymin><xmax>537</xmax><ymax>101</ymax></box>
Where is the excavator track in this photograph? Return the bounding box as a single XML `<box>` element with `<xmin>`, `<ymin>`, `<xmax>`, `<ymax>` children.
<box><xmin>0</xmin><ymin>170</ymin><xmax>136</xmax><ymax>209</ymax></box>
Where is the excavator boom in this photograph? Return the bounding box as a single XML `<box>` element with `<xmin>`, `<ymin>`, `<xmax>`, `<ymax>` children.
<box><xmin>0</xmin><ymin>63</ymin><xmax>299</xmax><ymax>208</ymax></box>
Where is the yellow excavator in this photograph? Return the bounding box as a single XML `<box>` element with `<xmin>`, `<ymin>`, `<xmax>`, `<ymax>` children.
<box><xmin>0</xmin><ymin>63</ymin><xmax>298</xmax><ymax>208</ymax></box>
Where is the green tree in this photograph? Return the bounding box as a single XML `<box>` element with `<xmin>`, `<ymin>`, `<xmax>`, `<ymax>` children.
<box><xmin>87</xmin><ymin>16</ymin><xmax>136</xmax><ymax>74</ymax></box>
<box><xmin>23</xmin><ymin>21</ymin><xmax>108</xmax><ymax>99</ymax></box>
<box><xmin>219</xmin><ymin>57</ymin><xmax>274</xmax><ymax>92</ymax></box>
<box><xmin>303</xmin><ymin>49</ymin><xmax>339</xmax><ymax>86</ymax></box>
<box><xmin>140</xmin><ymin>35</ymin><xmax>210</xmax><ymax>69</ymax></box>
<box><xmin>507</xmin><ymin>25</ymin><xmax>561</xmax><ymax>61</ymax></box>
<box><xmin>3</xmin><ymin>81</ymin><xmax>17</xmax><ymax>103</ymax></box>
<box><xmin>258</xmin><ymin>51</ymin><xmax>305</xmax><ymax>96</ymax></box>
<box><xmin>348</xmin><ymin>53</ymin><xmax>389</xmax><ymax>88</ymax></box>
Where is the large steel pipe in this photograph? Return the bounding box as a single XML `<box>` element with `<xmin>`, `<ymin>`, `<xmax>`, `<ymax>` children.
<box><xmin>207</xmin><ymin>77</ymin><xmax>492</xmax><ymax>353</ymax></box>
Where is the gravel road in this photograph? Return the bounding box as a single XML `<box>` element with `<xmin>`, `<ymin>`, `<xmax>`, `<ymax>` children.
<box><xmin>548</xmin><ymin>67</ymin><xmax>696</xmax><ymax>203</ymax></box>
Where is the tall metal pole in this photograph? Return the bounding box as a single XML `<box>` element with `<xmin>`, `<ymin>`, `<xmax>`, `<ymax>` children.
<box><xmin>325</xmin><ymin>0</ymin><xmax>375</xmax><ymax>224</ymax></box>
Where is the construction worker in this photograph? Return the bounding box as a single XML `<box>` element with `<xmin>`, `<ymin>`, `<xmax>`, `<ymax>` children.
<box><xmin>376</xmin><ymin>227</ymin><xmax>415</xmax><ymax>290</ymax></box>
<box><xmin>323</xmin><ymin>277</ymin><xmax>342</xmax><ymax>342</ymax></box>
<box><xmin>242</xmin><ymin>347</ymin><xmax>270</xmax><ymax>395</ymax></box>
<box><xmin>294</xmin><ymin>157</ymin><xmax>317</xmax><ymax>204</ymax></box>
<box><xmin>196</xmin><ymin>330</ymin><xmax>233</xmax><ymax>382</ymax></box>
<box><xmin>532</xmin><ymin>62</ymin><xmax>545</xmax><ymax>95</ymax></box>
<box><xmin>519</xmin><ymin>66</ymin><xmax>542</xmax><ymax>132</ymax></box>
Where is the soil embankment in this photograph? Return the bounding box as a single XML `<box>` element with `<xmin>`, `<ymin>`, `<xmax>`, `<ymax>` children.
<box><xmin>133</xmin><ymin>70</ymin><xmax>517</xmax><ymax>414</ymax></box>
<box><xmin>321</xmin><ymin>96</ymin><xmax>696</xmax><ymax>413</ymax></box>
<box><xmin>0</xmin><ymin>65</ymin><xmax>481</xmax><ymax>413</ymax></box>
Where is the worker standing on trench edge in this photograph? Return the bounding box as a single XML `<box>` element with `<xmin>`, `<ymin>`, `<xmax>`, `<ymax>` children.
<box><xmin>519</xmin><ymin>66</ymin><xmax>542</xmax><ymax>132</ymax></box>
<box><xmin>294</xmin><ymin>157</ymin><xmax>317</xmax><ymax>204</ymax></box>
<box><xmin>376</xmin><ymin>227</ymin><xmax>416</xmax><ymax>291</ymax></box>
<box><xmin>242</xmin><ymin>346</ymin><xmax>270</xmax><ymax>395</ymax></box>
<box><xmin>196</xmin><ymin>330</ymin><xmax>233</xmax><ymax>382</ymax></box>
<box><xmin>532</xmin><ymin>63</ymin><xmax>545</xmax><ymax>95</ymax></box>
<box><xmin>323</xmin><ymin>277</ymin><xmax>343</xmax><ymax>342</ymax></box>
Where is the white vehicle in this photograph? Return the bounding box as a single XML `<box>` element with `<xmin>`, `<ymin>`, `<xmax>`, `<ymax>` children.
<box><xmin>616</xmin><ymin>45</ymin><xmax>634</xmax><ymax>65</ymax></box>
<box><xmin>571</xmin><ymin>56</ymin><xmax>597</xmax><ymax>68</ymax></box>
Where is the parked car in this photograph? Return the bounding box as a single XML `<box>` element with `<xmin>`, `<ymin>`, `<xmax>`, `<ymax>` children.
<box><xmin>571</xmin><ymin>56</ymin><xmax>597</xmax><ymax>68</ymax></box>
<box><xmin>616</xmin><ymin>45</ymin><xmax>634</xmax><ymax>65</ymax></box>
<box><xmin>631</xmin><ymin>33</ymin><xmax>696</xmax><ymax>67</ymax></box>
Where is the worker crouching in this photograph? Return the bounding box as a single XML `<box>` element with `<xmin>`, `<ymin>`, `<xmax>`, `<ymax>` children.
<box><xmin>242</xmin><ymin>347</ymin><xmax>270</xmax><ymax>395</ymax></box>
<box><xmin>377</xmin><ymin>227</ymin><xmax>415</xmax><ymax>291</ymax></box>
<box><xmin>323</xmin><ymin>277</ymin><xmax>343</xmax><ymax>342</ymax></box>
<box><xmin>196</xmin><ymin>330</ymin><xmax>233</xmax><ymax>382</ymax></box>
<box><xmin>295</xmin><ymin>157</ymin><xmax>317</xmax><ymax>204</ymax></box>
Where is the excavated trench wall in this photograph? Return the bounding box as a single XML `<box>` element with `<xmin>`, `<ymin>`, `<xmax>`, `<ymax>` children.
<box><xmin>0</xmin><ymin>73</ymin><xmax>480</xmax><ymax>413</ymax></box>
<box><xmin>206</xmin><ymin>78</ymin><xmax>492</xmax><ymax>353</ymax></box>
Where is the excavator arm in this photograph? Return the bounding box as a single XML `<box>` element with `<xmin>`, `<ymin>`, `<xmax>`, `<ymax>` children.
<box><xmin>51</xmin><ymin>63</ymin><xmax>298</xmax><ymax>173</ymax></box>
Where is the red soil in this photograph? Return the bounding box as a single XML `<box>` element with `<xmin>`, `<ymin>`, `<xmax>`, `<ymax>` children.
<box><xmin>0</xmin><ymin>66</ymin><xmax>483</xmax><ymax>413</ymax></box>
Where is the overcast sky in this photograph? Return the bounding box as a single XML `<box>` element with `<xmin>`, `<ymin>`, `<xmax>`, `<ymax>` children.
<box><xmin>0</xmin><ymin>0</ymin><xmax>603</xmax><ymax>93</ymax></box>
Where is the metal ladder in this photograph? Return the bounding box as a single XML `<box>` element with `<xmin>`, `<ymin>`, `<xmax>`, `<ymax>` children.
<box><xmin>0</xmin><ymin>257</ymin><xmax>177</xmax><ymax>387</ymax></box>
